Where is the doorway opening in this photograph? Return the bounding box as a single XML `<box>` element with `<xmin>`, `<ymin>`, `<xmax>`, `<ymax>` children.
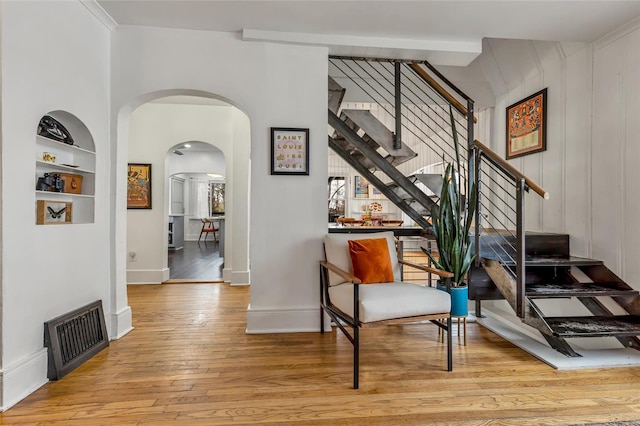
<box><xmin>166</xmin><ymin>141</ymin><xmax>226</xmax><ymax>282</ymax></box>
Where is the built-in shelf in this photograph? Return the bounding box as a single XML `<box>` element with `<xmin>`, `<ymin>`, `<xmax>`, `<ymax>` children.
<box><xmin>35</xmin><ymin>111</ymin><xmax>96</xmax><ymax>225</ymax></box>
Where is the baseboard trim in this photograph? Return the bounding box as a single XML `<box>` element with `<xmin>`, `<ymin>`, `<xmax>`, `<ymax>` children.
<box><xmin>0</xmin><ymin>349</ymin><xmax>48</xmax><ymax>411</ymax></box>
<box><xmin>127</xmin><ymin>268</ymin><xmax>170</xmax><ymax>284</ymax></box>
<box><xmin>246</xmin><ymin>304</ymin><xmax>323</xmax><ymax>333</ymax></box>
<box><xmin>110</xmin><ymin>306</ymin><xmax>134</xmax><ymax>340</ymax></box>
<box><xmin>229</xmin><ymin>270</ymin><xmax>250</xmax><ymax>286</ymax></box>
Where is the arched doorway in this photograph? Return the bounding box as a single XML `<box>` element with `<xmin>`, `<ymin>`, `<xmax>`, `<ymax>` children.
<box><xmin>116</xmin><ymin>91</ymin><xmax>250</xmax><ymax>289</ymax></box>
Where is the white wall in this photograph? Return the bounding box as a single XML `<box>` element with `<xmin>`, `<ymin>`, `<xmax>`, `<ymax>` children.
<box><xmin>484</xmin><ymin>21</ymin><xmax>640</xmax><ymax>292</ymax></box>
<box><xmin>126</xmin><ymin>103</ymin><xmax>242</xmax><ymax>284</ymax></box>
<box><xmin>112</xmin><ymin>27</ymin><xmax>328</xmax><ymax>331</ymax></box>
<box><xmin>1</xmin><ymin>1</ymin><xmax>111</xmax><ymax>410</ymax></box>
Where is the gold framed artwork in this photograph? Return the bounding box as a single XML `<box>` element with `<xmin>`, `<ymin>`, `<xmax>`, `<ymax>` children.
<box><xmin>127</xmin><ymin>163</ymin><xmax>152</xmax><ymax>209</ymax></box>
<box><xmin>270</xmin><ymin>127</ymin><xmax>309</xmax><ymax>175</ymax></box>
<box><xmin>506</xmin><ymin>88</ymin><xmax>547</xmax><ymax>160</ymax></box>
<box><xmin>36</xmin><ymin>200</ymin><xmax>73</xmax><ymax>225</ymax></box>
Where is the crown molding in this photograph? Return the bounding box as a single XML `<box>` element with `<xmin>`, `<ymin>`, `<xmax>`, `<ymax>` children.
<box><xmin>594</xmin><ymin>16</ymin><xmax>640</xmax><ymax>50</ymax></box>
<box><xmin>80</xmin><ymin>0</ymin><xmax>117</xmax><ymax>31</ymax></box>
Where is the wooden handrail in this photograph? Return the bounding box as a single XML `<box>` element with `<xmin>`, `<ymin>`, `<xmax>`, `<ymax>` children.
<box><xmin>398</xmin><ymin>259</ymin><xmax>454</xmax><ymax>278</ymax></box>
<box><xmin>408</xmin><ymin>63</ymin><xmax>477</xmax><ymax>124</ymax></box>
<box><xmin>320</xmin><ymin>260</ymin><xmax>362</xmax><ymax>284</ymax></box>
<box><xmin>473</xmin><ymin>140</ymin><xmax>549</xmax><ymax>200</ymax></box>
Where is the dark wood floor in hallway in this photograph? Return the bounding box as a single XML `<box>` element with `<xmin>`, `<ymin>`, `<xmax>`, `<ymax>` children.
<box><xmin>4</xmin><ymin>283</ymin><xmax>640</xmax><ymax>425</ymax></box>
<box><xmin>168</xmin><ymin>240</ymin><xmax>223</xmax><ymax>281</ymax></box>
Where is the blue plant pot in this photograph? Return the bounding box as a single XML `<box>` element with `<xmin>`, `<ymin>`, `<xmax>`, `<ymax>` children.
<box><xmin>449</xmin><ymin>285</ymin><xmax>469</xmax><ymax>317</ymax></box>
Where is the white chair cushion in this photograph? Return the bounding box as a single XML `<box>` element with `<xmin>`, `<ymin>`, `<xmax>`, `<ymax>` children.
<box><xmin>324</xmin><ymin>231</ymin><xmax>401</xmax><ymax>286</ymax></box>
<box><xmin>329</xmin><ymin>282</ymin><xmax>451</xmax><ymax>323</ymax></box>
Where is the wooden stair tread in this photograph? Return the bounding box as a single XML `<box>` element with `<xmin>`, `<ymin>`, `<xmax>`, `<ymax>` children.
<box><xmin>544</xmin><ymin>315</ymin><xmax>640</xmax><ymax>337</ymax></box>
<box><xmin>526</xmin><ymin>282</ymin><xmax>638</xmax><ymax>298</ymax></box>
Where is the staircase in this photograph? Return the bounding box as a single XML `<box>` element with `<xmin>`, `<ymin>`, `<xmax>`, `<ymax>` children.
<box><xmin>327</xmin><ymin>56</ymin><xmax>640</xmax><ymax>358</ymax></box>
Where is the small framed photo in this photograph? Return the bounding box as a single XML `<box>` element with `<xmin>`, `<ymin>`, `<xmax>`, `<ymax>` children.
<box><xmin>506</xmin><ymin>88</ymin><xmax>547</xmax><ymax>159</ymax></box>
<box><xmin>127</xmin><ymin>163</ymin><xmax>152</xmax><ymax>209</ymax></box>
<box><xmin>270</xmin><ymin>127</ymin><xmax>309</xmax><ymax>175</ymax></box>
<box><xmin>36</xmin><ymin>200</ymin><xmax>73</xmax><ymax>225</ymax></box>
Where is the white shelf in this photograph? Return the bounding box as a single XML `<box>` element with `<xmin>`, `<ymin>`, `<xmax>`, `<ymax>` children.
<box><xmin>35</xmin><ymin>161</ymin><xmax>95</xmax><ymax>174</ymax></box>
<box><xmin>36</xmin><ymin>135</ymin><xmax>95</xmax><ymax>155</ymax></box>
<box><xmin>35</xmin><ymin>190</ymin><xmax>95</xmax><ymax>199</ymax></box>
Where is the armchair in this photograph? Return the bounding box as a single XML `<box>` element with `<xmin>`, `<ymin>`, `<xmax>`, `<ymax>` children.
<box><xmin>320</xmin><ymin>231</ymin><xmax>453</xmax><ymax>389</ymax></box>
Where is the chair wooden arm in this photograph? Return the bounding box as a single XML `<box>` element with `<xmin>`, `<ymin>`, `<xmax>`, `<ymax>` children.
<box><xmin>319</xmin><ymin>260</ymin><xmax>362</xmax><ymax>284</ymax></box>
<box><xmin>398</xmin><ymin>259</ymin><xmax>454</xmax><ymax>278</ymax></box>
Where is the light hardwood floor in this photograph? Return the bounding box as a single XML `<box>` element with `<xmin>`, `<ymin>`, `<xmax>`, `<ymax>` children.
<box><xmin>3</xmin><ymin>283</ymin><xmax>640</xmax><ymax>425</ymax></box>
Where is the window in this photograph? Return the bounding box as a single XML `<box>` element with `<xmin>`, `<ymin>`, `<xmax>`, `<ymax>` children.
<box><xmin>328</xmin><ymin>176</ymin><xmax>345</xmax><ymax>222</ymax></box>
<box><xmin>189</xmin><ymin>178</ymin><xmax>225</xmax><ymax>218</ymax></box>
<box><xmin>210</xmin><ymin>183</ymin><xmax>225</xmax><ymax>214</ymax></box>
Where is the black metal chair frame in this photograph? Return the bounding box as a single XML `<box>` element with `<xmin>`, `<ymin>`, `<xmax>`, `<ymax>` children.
<box><xmin>319</xmin><ymin>247</ymin><xmax>453</xmax><ymax>389</ymax></box>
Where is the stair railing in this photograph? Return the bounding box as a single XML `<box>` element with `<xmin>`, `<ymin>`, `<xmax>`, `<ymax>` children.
<box><xmin>329</xmin><ymin>56</ymin><xmax>548</xmax><ymax>318</ymax></box>
<box><xmin>329</xmin><ymin>56</ymin><xmax>472</xmax><ymax>186</ymax></box>
<box><xmin>472</xmin><ymin>140</ymin><xmax>549</xmax><ymax>317</ymax></box>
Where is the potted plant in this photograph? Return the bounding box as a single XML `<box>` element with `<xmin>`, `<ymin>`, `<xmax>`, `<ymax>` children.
<box><xmin>421</xmin><ymin>106</ymin><xmax>478</xmax><ymax>316</ymax></box>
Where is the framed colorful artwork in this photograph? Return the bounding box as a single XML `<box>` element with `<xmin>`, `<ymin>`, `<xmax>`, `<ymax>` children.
<box><xmin>506</xmin><ymin>88</ymin><xmax>547</xmax><ymax>159</ymax></box>
<box><xmin>127</xmin><ymin>163</ymin><xmax>152</xmax><ymax>209</ymax></box>
<box><xmin>354</xmin><ymin>175</ymin><xmax>369</xmax><ymax>198</ymax></box>
<box><xmin>270</xmin><ymin>127</ymin><xmax>309</xmax><ymax>175</ymax></box>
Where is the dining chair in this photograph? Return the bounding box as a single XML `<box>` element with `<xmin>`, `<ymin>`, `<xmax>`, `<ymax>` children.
<box><xmin>198</xmin><ymin>218</ymin><xmax>218</xmax><ymax>242</ymax></box>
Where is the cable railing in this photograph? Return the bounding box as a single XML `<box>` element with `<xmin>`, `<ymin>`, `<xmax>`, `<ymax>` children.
<box><xmin>472</xmin><ymin>140</ymin><xmax>548</xmax><ymax>317</ymax></box>
<box><xmin>329</xmin><ymin>56</ymin><xmax>471</xmax><ymax>190</ymax></box>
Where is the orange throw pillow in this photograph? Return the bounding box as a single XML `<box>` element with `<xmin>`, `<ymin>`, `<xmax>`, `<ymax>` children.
<box><xmin>348</xmin><ymin>238</ymin><xmax>394</xmax><ymax>284</ymax></box>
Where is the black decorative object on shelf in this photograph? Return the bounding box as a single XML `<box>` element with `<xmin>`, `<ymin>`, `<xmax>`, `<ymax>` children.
<box><xmin>36</xmin><ymin>173</ymin><xmax>65</xmax><ymax>192</ymax></box>
<box><xmin>38</xmin><ymin>115</ymin><xmax>74</xmax><ymax>146</ymax></box>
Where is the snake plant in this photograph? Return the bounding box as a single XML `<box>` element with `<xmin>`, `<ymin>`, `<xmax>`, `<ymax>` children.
<box><xmin>421</xmin><ymin>106</ymin><xmax>478</xmax><ymax>286</ymax></box>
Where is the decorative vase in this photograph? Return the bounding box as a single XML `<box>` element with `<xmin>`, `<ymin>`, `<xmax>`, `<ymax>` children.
<box><xmin>449</xmin><ymin>284</ymin><xmax>469</xmax><ymax>317</ymax></box>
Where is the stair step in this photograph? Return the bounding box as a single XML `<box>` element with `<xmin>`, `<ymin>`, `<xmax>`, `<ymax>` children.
<box><xmin>328</xmin><ymin>76</ymin><xmax>345</xmax><ymax>114</ymax></box>
<box><xmin>482</xmin><ymin>254</ymin><xmax>603</xmax><ymax>268</ymax></box>
<box><xmin>544</xmin><ymin>315</ymin><xmax>640</xmax><ymax>338</ymax></box>
<box><xmin>526</xmin><ymin>282</ymin><xmax>639</xmax><ymax>298</ymax></box>
<box><xmin>340</xmin><ymin>109</ymin><xmax>417</xmax><ymax>164</ymax></box>
<box><xmin>413</xmin><ymin>174</ymin><xmax>443</xmax><ymax>197</ymax></box>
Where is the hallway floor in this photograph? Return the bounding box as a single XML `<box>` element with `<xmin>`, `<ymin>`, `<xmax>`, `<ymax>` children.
<box><xmin>168</xmin><ymin>240</ymin><xmax>223</xmax><ymax>281</ymax></box>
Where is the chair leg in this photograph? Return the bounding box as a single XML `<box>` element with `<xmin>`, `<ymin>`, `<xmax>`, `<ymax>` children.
<box><xmin>319</xmin><ymin>266</ymin><xmax>325</xmax><ymax>333</ymax></box>
<box><xmin>447</xmin><ymin>317</ymin><xmax>453</xmax><ymax>371</ymax></box>
<box><xmin>353</xmin><ymin>326</ymin><xmax>359</xmax><ymax>389</ymax></box>
<box><xmin>198</xmin><ymin>231</ymin><xmax>203</xmax><ymax>242</ymax></box>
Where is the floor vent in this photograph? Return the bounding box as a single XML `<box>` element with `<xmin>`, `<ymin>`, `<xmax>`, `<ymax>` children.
<box><xmin>44</xmin><ymin>300</ymin><xmax>109</xmax><ymax>380</ymax></box>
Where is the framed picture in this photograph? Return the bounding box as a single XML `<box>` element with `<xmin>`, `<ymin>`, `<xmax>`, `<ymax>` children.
<box><xmin>127</xmin><ymin>163</ymin><xmax>152</xmax><ymax>209</ymax></box>
<box><xmin>36</xmin><ymin>200</ymin><xmax>73</xmax><ymax>225</ymax></box>
<box><xmin>270</xmin><ymin>127</ymin><xmax>309</xmax><ymax>175</ymax></box>
<box><xmin>506</xmin><ymin>88</ymin><xmax>547</xmax><ymax>160</ymax></box>
<box><xmin>354</xmin><ymin>175</ymin><xmax>369</xmax><ymax>198</ymax></box>
<box><xmin>369</xmin><ymin>184</ymin><xmax>383</xmax><ymax>199</ymax></box>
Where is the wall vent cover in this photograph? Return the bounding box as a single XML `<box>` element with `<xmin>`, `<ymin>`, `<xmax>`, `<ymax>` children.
<box><xmin>44</xmin><ymin>300</ymin><xmax>109</xmax><ymax>380</ymax></box>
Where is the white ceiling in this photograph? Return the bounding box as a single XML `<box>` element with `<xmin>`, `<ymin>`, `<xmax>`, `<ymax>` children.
<box><xmin>97</xmin><ymin>0</ymin><xmax>640</xmax><ymax>65</ymax></box>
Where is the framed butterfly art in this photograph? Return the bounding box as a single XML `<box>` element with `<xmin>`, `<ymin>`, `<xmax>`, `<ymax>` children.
<box><xmin>36</xmin><ymin>200</ymin><xmax>73</xmax><ymax>225</ymax></box>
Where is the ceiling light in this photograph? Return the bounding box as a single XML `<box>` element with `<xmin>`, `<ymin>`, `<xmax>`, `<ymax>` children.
<box><xmin>183</xmin><ymin>143</ymin><xmax>191</xmax><ymax>148</ymax></box>
<box><xmin>207</xmin><ymin>173</ymin><xmax>224</xmax><ymax>178</ymax></box>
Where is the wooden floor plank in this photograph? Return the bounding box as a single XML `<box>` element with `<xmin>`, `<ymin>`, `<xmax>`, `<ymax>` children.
<box><xmin>3</xmin><ymin>282</ymin><xmax>640</xmax><ymax>425</ymax></box>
